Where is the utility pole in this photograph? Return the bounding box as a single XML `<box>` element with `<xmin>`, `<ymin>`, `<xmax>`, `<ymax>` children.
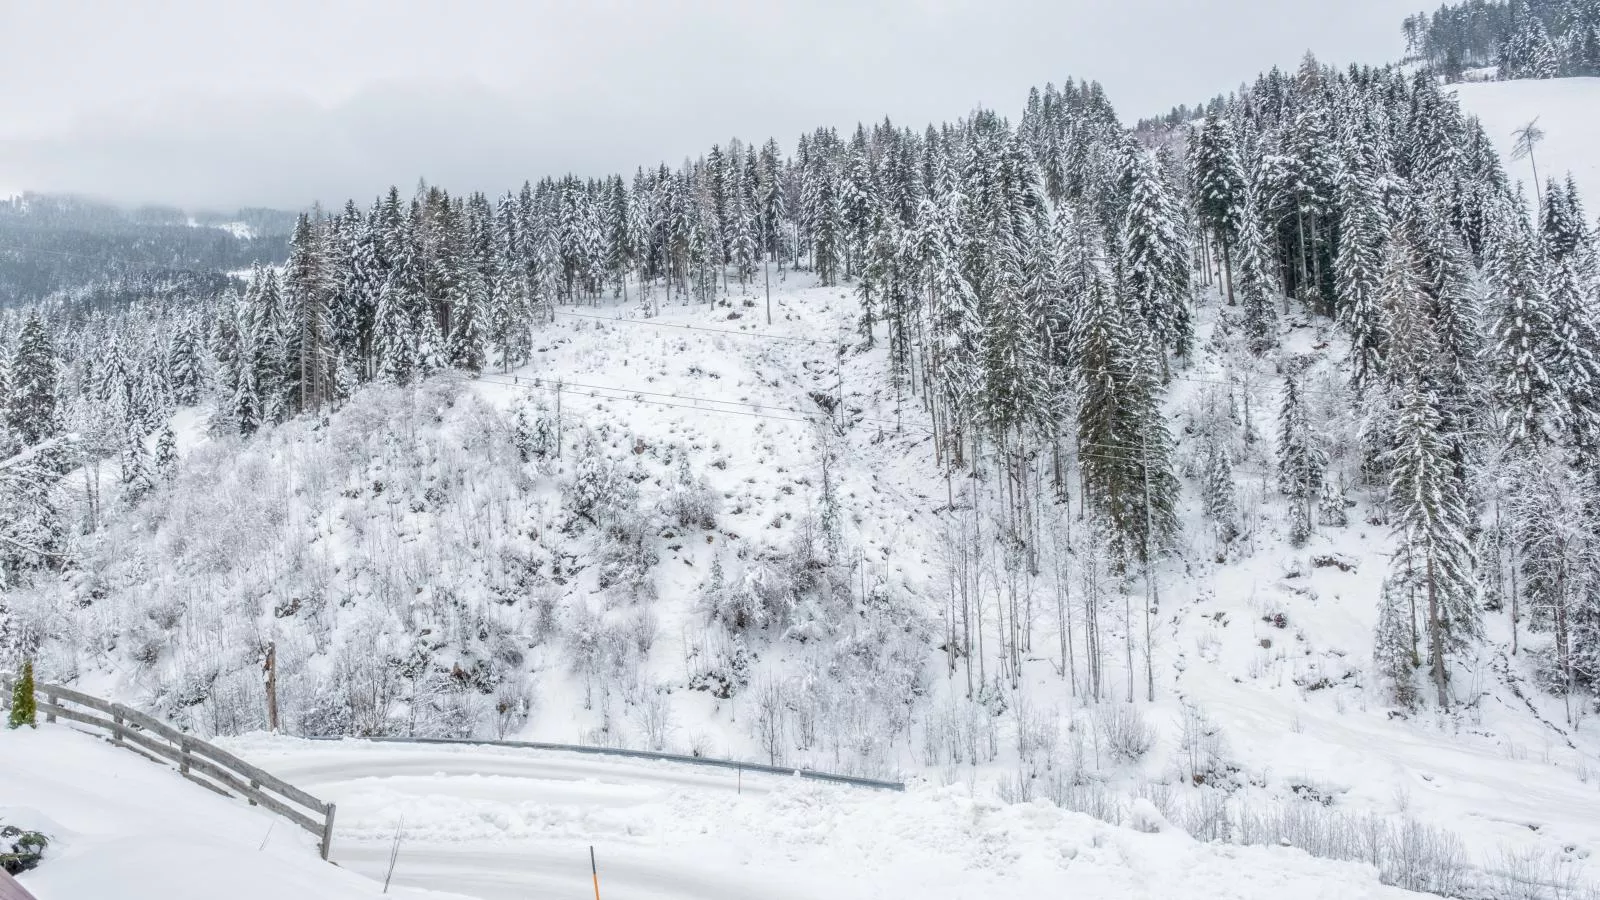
<box><xmin>555</xmin><ymin>380</ymin><xmax>563</xmax><ymax>459</ymax></box>
<box><xmin>1140</xmin><ymin>431</ymin><xmax>1158</xmax><ymax>703</ymax></box>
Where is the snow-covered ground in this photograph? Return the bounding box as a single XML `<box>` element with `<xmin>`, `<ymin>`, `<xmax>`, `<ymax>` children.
<box><xmin>2</xmin><ymin>720</ymin><xmax>1428</xmax><ymax>900</ymax></box>
<box><xmin>15</xmin><ymin>270</ymin><xmax>1600</xmax><ymax>898</ymax></box>
<box><xmin>0</xmin><ymin>725</ymin><xmax>466</xmax><ymax>900</ymax></box>
<box><xmin>1454</xmin><ymin>77</ymin><xmax>1600</xmax><ymax>198</ymax></box>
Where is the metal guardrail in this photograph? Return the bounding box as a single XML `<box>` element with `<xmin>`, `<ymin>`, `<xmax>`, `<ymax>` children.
<box><xmin>1</xmin><ymin>676</ymin><xmax>337</xmax><ymax>860</ymax></box>
<box><xmin>307</xmin><ymin>735</ymin><xmax>908</xmax><ymax>791</ymax></box>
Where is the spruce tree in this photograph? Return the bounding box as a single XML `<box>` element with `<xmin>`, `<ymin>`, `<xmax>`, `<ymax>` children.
<box><xmin>7</xmin><ymin>660</ymin><xmax>35</xmax><ymax>729</ymax></box>
<box><xmin>1488</xmin><ymin>199</ymin><xmax>1560</xmax><ymax>447</ymax></box>
<box><xmin>1073</xmin><ymin>230</ymin><xmax>1180</xmax><ymax>562</ymax></box>
<box><xmin>1374</xmin><ymin>579</ymin><xmax>1420</xmax><ymax>710</ymax></box>
<box><xmin>1192</xmin><ymin>111</ymin><xmax>1248</xmax><ymax>305</ymax></box>
<box><xmin>1386</xmin><ymin>377</ymin><xmax>1480</xmax><ymax>707</ymax></box>
<box><xmin>284</xmin><ymin>213</ymin><xmax>335</xmax><ymax>414</ymax></box>
<box><xmin>1278</xmin><ymin>374</ymin><xmax>1326</xmax><ymax>546</ymax></box>
<box><xmin>1201</xmin><ymin>439</ymin><xmax>1240</xmax><ymax>545</ymax></box>
<box><xmin>1335</xmin><ymin>143</ymin><xmax>1388</xmax><ymax>392</ymax></box>
<box><xmin>154</xmin><ymin>425</ymin><xmax>178</xmax><ymax>482</ymax></box>
<box><xmin>6</xmin><ymin>315</ymin><xmax>58</xmax><ymax>447</ymax></box>
<box><xmin>167</xmin><ymin>319</ymin><xmax>206</xmax><ymax>407</ymax></box>
<box><xmin>1235</xmin><ymin>208</ymin><xmax>1281</xmax><ymax>354</ymax></box>
<box><xmin>1121</xmin><ymin>143</ymin><xmax>1193</xmax><ymax>361</ymax></box>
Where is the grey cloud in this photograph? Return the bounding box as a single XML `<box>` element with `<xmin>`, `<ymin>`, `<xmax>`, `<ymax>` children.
<box><xmin>0</xmin><ymin>0</ymin><xmax>1420</xmax><ymax>209</ymax></box>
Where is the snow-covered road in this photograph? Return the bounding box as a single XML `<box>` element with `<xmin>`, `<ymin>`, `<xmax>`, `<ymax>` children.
<box><xmin>240</xmin><ymin>740</ymin><xmax>805</xmax><ymax>899</ymax></box>
<box><xmin>223</xmin><ymin>735</ymin><xmax>1424</xmax><ymax>900</ymax></box>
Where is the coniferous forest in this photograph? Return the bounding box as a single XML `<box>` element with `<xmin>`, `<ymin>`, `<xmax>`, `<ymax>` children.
<box><xmin>1405</xmin><ymin>0</ymin><xmax>1600</xmax><ymax>80</ymax></box>
<box><xmin>4</xmin><ymin>24</ymin><xmax>1600</xmax><ymax>895</ymax></box>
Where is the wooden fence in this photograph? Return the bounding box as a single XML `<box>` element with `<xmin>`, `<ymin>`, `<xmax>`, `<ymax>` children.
<box><xmin>1</xmin><ymin>676</ymin><xmax>336</xmax><ymax>860</ymax></box>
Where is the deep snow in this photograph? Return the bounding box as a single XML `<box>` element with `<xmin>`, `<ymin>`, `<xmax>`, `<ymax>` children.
<box><xmin>1454</xmin><ymin>77</ymin><xmax>1600</xmax><ymax>198</ymax></box>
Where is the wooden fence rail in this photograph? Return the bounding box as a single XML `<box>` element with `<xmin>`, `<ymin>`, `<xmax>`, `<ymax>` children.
<box><xmin>0</xmin><ymin>676</ymin><xmax>336</xmax><ymax>860</ymax></box>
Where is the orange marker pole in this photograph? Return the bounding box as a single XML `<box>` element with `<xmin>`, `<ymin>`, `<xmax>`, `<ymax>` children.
<box><xmin>590</xmin><ymin>845</ymin><xmax>601</xmax><ymax>900</ymax></box>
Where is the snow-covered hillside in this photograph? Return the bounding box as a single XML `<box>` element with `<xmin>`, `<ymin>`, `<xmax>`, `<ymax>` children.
<box><xmin>11</xmin><ymin>273</ymin><xmax>1600</xmax><ymax>898</ymax></box>
<box><xmin>8</xmin><ymin>54</ymin><xmax>1600</xmax><ymax>900</ymax></box>
<box><xmin>1454</xmin><ymin>77</ymin><xmax>1600</xmax><ymax>196</ymax></box>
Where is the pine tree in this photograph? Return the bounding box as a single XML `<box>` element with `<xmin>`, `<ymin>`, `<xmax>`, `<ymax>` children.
<box><xmin>1319</xmin><ymin>477</ymin><xmax>1350</xmax><ymax>527</ymax></box>
<box><xmin>1488</xmin><ymin>199</ymin><xmax>1561</xmax><ymax>447</ymax></box>
<box><xmin>1192</xmin><ymin>111</ymin><xmax>1248</xmax><ymax>305</ymax></box>
<box><xmin>1540</xmin><ymin>177</ymin><xmax>1589</xmax><ymax>262</ymax></box>
<box><xmin>246</xmin><ymin>267</ymin><xmax>289</xmax><ymax>425</ymax></box>
<box><xmin>7</xmin><ymin>660</ymin><xmax>35</xmax><ymax>729</ymax></box>
<box><xmin>120</xmin><ymin>422</ymin><xmax>152</xmax><ymax>503</ymax></box>
<box><xmin>1121</xmin><ymin>142</ymin><xmax>1193</xmax><ymax>361</ymax></box>
<box><xmin>6</xmin><ymin>315</ymin><xmax>58</xmax><ymax>447</ymax></box>
<box><xmin>1387</xmin><ymin>377</ymin><xmax>1480</xmax><ymax>707</ymax></box>
<box><xmin>1374</xmin><ymin>578</ymin><xmax>1420</xmax><ymax>710</ymax></box>
<box><xmin>1235</xmin><ymin>207</ymin><xmax>1281</xmax><ymax>353</ymax></box>
<box><xmin>1500</xmin><ymin>3</ymin><xmax>1561</xmax><ymax>78</ymax></box>
<box><xmin>1335</xmin><ymin>143</ymin><xmax>1388</xmax><ymax>391</ymax></box>
<box><xmin>1074</xmin><ymin>230</ymin><xmax>1180</xmax><ymax>562</ymax></box>
<box><xmin>284</xmin><ymin>213</ymin><xmax>336</xmax><ymax>414</ymax></box>
<box><xmin>1201</xmin><ymin>439</ymin><xmax>1240</xmax><ymax>545</ymax></box>
<box><xmin>154</xmin><ymin>425</ymin><xmax>178</xmax><ymax>482</ymax></box>
<box><xmin>1278</xmin><ymin>374</ymin><xmax>1326</xmax><ymax>546</ymax></box>
<box><xmin>167</xmin><ymin>318</ymin><xmax>205</xmax><ymax>407</ymax></box>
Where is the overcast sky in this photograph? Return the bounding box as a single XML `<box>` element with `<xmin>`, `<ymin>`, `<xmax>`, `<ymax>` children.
<box><xmin>0</xmin><ymin>0</ymin><xmax>1419</xmax><ymax>210</ymax></box>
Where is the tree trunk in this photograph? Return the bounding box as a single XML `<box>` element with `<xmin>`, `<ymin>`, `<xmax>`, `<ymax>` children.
<box><xmin>1427</xmin><ymin>553</ymin><xmax>1448</xmax><ymax>708</ymax></box>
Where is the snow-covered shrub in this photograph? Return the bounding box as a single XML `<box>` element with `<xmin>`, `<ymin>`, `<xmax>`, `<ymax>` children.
<box><xmin>1042</xmin><ymin>774</ymin><xmax>1120</xmax><ymax>825</ymax></box>
<box><xmin>1173</xmin><ymin>787</ymin><xmax>1230</xmax><ymax>842</ymax></box>
<box><xmin>511</xmin><ymin>398</ymin><xmax>554</xmax><ymax>462</ymax></box>
<box><xmin>0</xmin><ymin>823</ymin><xmax>48</xmax><ymax>875</ymax></box>
<box><xmin>632</xmin><ymin>685</ymin><xmax>674</xmax><ymax>751</ymax></box>
<box><xmin>565</xmin><ymin>603</ymin><xmax>633</xmax><ymax>709</ymax></box>
<box><xmin>1097</xmin><ymin>702</ymin><xmax>1155</xmax><ymax>763</ymax></box>
<box><xmin>596</xmin><ymin>505</ymin><xmax>659</xmax><ymax>604</ymax></box>
<box><xmin>701</xmin><ymin>557</ymin><xmax>792</xmax><ymax>633</ymax></box>
<box><xmin>687</xmin><ymin>626</ymin><xmax>750</xmax><ymax>699</ymax></box>
<box><xmin>564</xmin><ymin>435</ymin><xmax>635</xmax><ymax>529</ymax></box>
<box><xmin>661</xmin><ymin>455</ymin><xmax>718</xmax><ymax>530</ymax></box>
<box><xmin>1177</xmin><ymin>703</ymin><xmax>1232</xmax><ymax>786</ymax></box>
<box><xmin>624</xmin><ymin>607</ymin><xmax>658</xmax><ymax>655</ymax></box>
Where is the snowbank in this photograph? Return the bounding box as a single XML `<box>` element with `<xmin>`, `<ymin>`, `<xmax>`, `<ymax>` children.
<box><xmin>0</xmin><ymin>726</ymin><xmax>464</xmax><ymax>900</ymax></box>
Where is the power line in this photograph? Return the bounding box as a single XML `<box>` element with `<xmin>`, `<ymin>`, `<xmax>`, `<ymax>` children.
<box><xmin>554</xmin><ymin>309</ymin><xmax>1354</xmax><ymax>402</ymax></box>
<box><xmin>444</xmin><ymin>374</ymin><xmax>827</xmax><ymax>426</ymax></box>
<box><xmin>555</xmin><ymin>309</ymin><xmax>842</xmax><ymax>348</ymax></box>
<box><xmin>454</xmin><ymin>372</ymin><xmax>1222</xmax><ymax>464</ymax></box>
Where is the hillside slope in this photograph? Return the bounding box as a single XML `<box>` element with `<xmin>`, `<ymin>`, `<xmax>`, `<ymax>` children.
<box><xmin>1454</xmin><ymin>77</ymin><xmax>1600</xmax><ymax>196</ymax></box>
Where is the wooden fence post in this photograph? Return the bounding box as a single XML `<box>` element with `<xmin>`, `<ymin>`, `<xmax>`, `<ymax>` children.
<box><xmin>263</xmin><ymin>641</ymin><xmax>280</xmax><ymax>733</ymax></box>
<box><xmin>113</xmin><ymin>712</ymin><xmax>124</xmax><ymax>745</ymax></box>
<box><xmin>179</xmin><ymin>736</ymin><xmax>191</xmax><ymax>775</ymax></box>
<box><xmin>320</xmin><ymin>804</ymin><xmax>337</xmax><ymax>861</ymax></box>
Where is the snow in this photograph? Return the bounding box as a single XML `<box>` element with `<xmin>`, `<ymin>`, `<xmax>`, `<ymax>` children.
<box><xmin>215</xmin><ymin>733</ymin><xmax>1425</xmax><ymax>900</ymax></box>
<box><xmin>1453</xmin><ymin>77</ymin><xmax>1600</xmax><ymax>198</ymax></box>
<box><xmin>19</xmin><ymin>271</ymin><xmax>1600</xmax><ymax>898</ymax></box>
<box><xmin>1</xmin><ymin>721</ymin><xmax>1429</xmax><ymax>900</ymax></box>
<box><xmin>0</xmin><ymin>726</ymin><xmax>467</xmax><ymax>900</ymax></box>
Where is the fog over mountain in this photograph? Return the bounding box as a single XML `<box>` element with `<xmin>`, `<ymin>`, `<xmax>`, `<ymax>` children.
<box><xmin>0</xmin><ymin>0</ymin><xmax>1417</xmax><ymax>208</ymax></box>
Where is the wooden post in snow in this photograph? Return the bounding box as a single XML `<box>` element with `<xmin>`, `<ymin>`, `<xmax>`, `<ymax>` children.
<box><xmin>264</xmin><ymin>641</ymin><xmax>280</xmax><ymax>733</ymax></box>
<box><xmin>590</xmin><ymin>846</ymin><xmax>601</xmax><ymax>899</ymax></box>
